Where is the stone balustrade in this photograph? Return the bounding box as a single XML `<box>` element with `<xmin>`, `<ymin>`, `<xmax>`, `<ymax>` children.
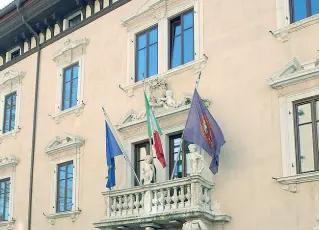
<box><xmin>94</xmin><ymin>175</ymin><xmax>231</xmax><ymax>230</ymax></box>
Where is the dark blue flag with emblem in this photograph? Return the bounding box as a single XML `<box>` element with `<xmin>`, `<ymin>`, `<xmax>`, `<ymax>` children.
<box><xmin>105</xmin><ymin>121</ymin><xmax>123</xmax><ymax>189</ymax></box>
<box><xmin>183</xmin><ymin>88</ymin><xmax>225</xmax><ymax>174</ymax></box>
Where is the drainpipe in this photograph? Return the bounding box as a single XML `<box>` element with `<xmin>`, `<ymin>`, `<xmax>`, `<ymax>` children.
<box><xmin>15</xmin><ymin>1</ymin><xmax>41</xmax><ymax>230</ymax></box>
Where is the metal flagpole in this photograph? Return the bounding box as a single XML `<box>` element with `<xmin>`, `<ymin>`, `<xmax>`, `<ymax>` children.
<box><xmin>102</xmin><ymin>107</ymin><xmax>141</xmax><ymax>186</ymax></box>
<box><xmin>170</xmin><ymin>71</ymin><xmax>203</xmax><ymax>180</ymax></box>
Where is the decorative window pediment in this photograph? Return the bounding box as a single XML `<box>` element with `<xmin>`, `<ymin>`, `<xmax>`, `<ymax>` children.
<box><xmin>267</xmin><ymin>56</ymin><xmax>319</xmax><ymax>89</ymax></box>
<box><xmin>0</xmin><ymin>70</ymin><xmax>25</xmax><ymax>90</ymax></box>
<box><xmin>0</xmin><ymin>155</ymin><xmax>19</xmax><ymax>169</ymax></box>
<box><xmin>52</xmin><ymin>38</ymin><xmax>89</xmax><ymax>65</ymax></box>
<box><xmin>116</xmin><ymin>78</ymin><xmax>211</xmax><ymax>137</ymax></box>
<box><xmin>45</xmin><ymin>134</ymin><xmax>85</xmax><ymax>155</ymax></box>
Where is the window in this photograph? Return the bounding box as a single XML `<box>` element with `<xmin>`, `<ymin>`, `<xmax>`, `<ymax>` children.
<box><xmin>3</xmin><ymin>92</ymin><xmax>16</xmax><ymax>134</ymax></box>
<box><xmin>169</xmin><ymin>10</ymin><xmax>194</xmax><ymax>69</ymax></box>
<box><xmin>134</xmin><ymin>142</ymin><xmax>157</xmax><ymax>185</ymax></box>
<box><xmin>10</xmin><ymin>49</ymin><xmax>20</xmax><ymax>60</ymax></box>
<box><xmin>0</xmin><ymin>178</ymin><xmax>10</xmax><ymax>222</ymax></box>
<box><xmin>69</xmin><ymin>14</ymin><xmax>81</xmax><ymax>27</ymax></box>
<box><xmin>62</xmin><ymin>64</ymin><xmax>79</xmax><ymax>111</ymax></box>
<box><xmin>290</xmin><ymin>0</ymin><xmax>319</xmax><ymax>22</ymax></box>
<box><xmin>169</xmin><ymin>134</ymin><xmax>191</xmax><ymax>178</ymax></box>
<box><xmin>293</xmin><ymin>96</ymin><xmax>319</xmax><ymax>174</ymax></box>
<box><xmin>7</xmin><ymin>47</ymin><xmax>21</xmax><ymax>62</ymax></box>
<box><xmin>56</xmin><ymin>161</ymin><xmax>73</xmax><ymax>213</ymax></box>
<box><xmin>136</xmin><ymin>26</ymin><xmax>158</xmax><ymax>82</ymax></box>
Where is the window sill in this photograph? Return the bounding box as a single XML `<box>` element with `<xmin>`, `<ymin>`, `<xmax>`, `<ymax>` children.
<box><xmin>0</xmin><ymin>220</ymin><xmax>15</xmax><ymax>229</ymax></box>
<box><xmin>122</xmin><ymin>57</ymin><xmax>207</xmax><ymax>97</ymax></box>
<box><xmin>272</xmin><ymin>14</ymin><xmax>319</xmax><ymax>42</ymax></box>
<box><xmin>274</xmin><ymin>171</ymin><xmax>319</xmax><ymax>193</ymax></box>
<box><xmin>0</xmin><ymin>128</ymin><xmax>21</xmax><ymax>144</ymax></box>
<box><xmin>51</xmin><ymin>103</ymin><xmax>85</xmax><ymax>124</ymax></box>
<box><xmin>46</xmin><ymin>210</ymin><xmax>81</xmax><ymax>225</ymax></box>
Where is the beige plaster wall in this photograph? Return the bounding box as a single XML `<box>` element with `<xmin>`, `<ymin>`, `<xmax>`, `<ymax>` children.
<box><xmin>1</xmin><ymin>0</ymin><xmax>319</xmax><ymax>230</ymax></box>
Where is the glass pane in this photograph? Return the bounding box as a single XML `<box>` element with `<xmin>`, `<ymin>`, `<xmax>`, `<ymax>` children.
<box><xmin>183</xmin><ymin>28</ymin><xmax>194</xmax><ymax>64</ymax></box>
<box><xmin>138</xmin><ymin>33</ymin><xmax>147</xmax><ymax>50</ymax></box>
<box><xmin>183</xmin><ymin>11</ymin><xmax>194</xmax><ymax>29</ymax></box>
<box><xmin>297</xmin><ymin>103</ymin><xmax>312</xmax><ymax>124</ymax></box>
<box><xmin>293</xmin><ymin>0</ymin><xmax>308</xmax><ymax>21</ymax></box>
<box><xmin>0</xmin><ymin>182</ymin><xmax>4</xmax><ymax>221</ymax></box>
<box><xmin>69</xmin><ymin>14</ymin><xmax>81</xmax><ymax>27</ymax></box>
<box><xmin>171</xmin><ymin>35</ymin><xmax>181</xmax><ymax>68</ymax></box>
<box><xmin>4</xmin><ymin>181</ymin><xmax>9</xmax><ymax>221</ymax></box>
<box><xmin>139</xmin><ymin>146</ymin><xmax>147</xmax><ymax>161</ymax></box>
<box><xmin>185</xmin><ymin>141</ymin><xmax>191</xmax><ymax>176</ymax></box>
<box><xmin>71</xmin><ymin>78</ymin><xmax>78</xmax><ymax>107</ymax></box>
<box><xmin>64</xmin><ymin>69</ymin><xmax>71</xmax><ymax>83</ymax></box>
<box><xmin>63</xmin><ymin>81</ymin><xmax>71</xmax><ymax>110</ymax></box>
<box><xmin>173</xmin><ymin>21</ymin><xmax>181</xmax><ymax>36</ymax></box>
<box><xmin>137</xmin><ymin>48</ymin><xmax>147</xmax><ymax>81</ymax></box>
<box><xmin>72</xmin><ymin>66</ymin><xmax>79</xmax><ymax>80</ymax></box>
<box><xmin>298</xmin><ymin>124</ymin><xmax>315</xmax><ymax>172</ymax></box>
<box><xmin>149</xmin><ymin>44</ymin><xmax>158</xmax><ymax>77</ymax></box>
<box><xmin>311</xmin><ymin>0</ymin><xmax>319</xmax><ymax>16</ymax></box>
<box><xmin>67</xmin><ymin>164</ymin><xmax>73</xmax><ymax>211</ymax></box>
<box><xmin>149</xmin><ymin>28</ymin><xmax>158</xmax><ymax>45</ymax></box>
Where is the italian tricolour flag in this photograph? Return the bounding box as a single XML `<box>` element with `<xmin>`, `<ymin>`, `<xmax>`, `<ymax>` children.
<box><xmin>144</xmin><ymin>92</ymin><xmax>166</xmax><ymax>168</ymax></box>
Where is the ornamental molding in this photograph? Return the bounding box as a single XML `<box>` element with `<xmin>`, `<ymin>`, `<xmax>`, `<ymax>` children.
<box><xmin>310</xmin><ymin>216</ymin><xmax>319</xmax><ymax>230</ymax></box>
<box><xmin>266</xmin><ymin>56</ymin><xmax>319</xmax><ymax>89</ymax></box>
<box><xmin>0</xmin><ymin>70</ymin><xmax>25</xmax><ymax>90</ymax></box>
<box><xmin>0</xmin><ymin>220</ymin><xmax>16</xmax><ymax>230</ymax></box>
<box><xmin>46</xmin><ymin>210</ymin><xmax>81</xmax><ymax>225</ymax></box>
<box><xmin>274</xmin><ymin>171</ymin><xmax>319</xmax><ymax>193</ymax></box>
<box><xmin>45</xmin><ymin>133</ymin><xmax>85</xmax><ymax>155</ymax></box>
<box><xmin>51</xmin><ymin>103</ymin><xmax>85</xmax><ymax>124</ymax></box>
<box><xmin>272</xmin><ymin>14</ymin><xmax>319</xmax><ymax>42</ymax></box>
<box><xmin>121</xmin><ymin>0</ymin><xmax>196</xmax><ymax>31</ymax></box>
<box><xmin>0</xmin><ymin>155</ymin><xmax>19</xmax><ymax>169</ymax></box>
<box><xmin>117</xmin><ymin>77</ymin><xmax>211</xmax><ymax>136</ymax></box>
<box><xmin>52</xmin><ymin>38</ymin><xmax>89</xmax><ymax>64</ymax></box>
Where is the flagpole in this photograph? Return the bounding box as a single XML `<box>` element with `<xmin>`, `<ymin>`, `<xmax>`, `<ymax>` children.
<box><xmin>102</xmin><ymin>107</ymin><xmax>141</xmax><ymax>186</ymax></box>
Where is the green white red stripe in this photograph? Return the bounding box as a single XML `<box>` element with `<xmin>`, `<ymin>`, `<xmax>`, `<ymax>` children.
<box><xmin>144</xmin><ymin>92</ymin><xmax>166</xmax><ymax>168</ymax></box>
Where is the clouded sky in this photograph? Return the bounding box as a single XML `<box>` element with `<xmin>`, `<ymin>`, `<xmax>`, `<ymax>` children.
<box><xmin>0</xmin><ymin>0</ymin><xmax>14</xmax><ymax>10</ymax></box>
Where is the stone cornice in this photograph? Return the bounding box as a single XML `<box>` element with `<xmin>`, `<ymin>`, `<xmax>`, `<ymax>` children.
<box><xmin>267</xmin><ymin>56</ymin><xmax>319</xmax><ymax>89</ymax></box>
<box><xmin>0</xmin><ymin>70</ymin><xmax>25</xmax><ymax>90</ymax></box>
<box><xmin>0</xmin><ymin>155</ymin><xmax>19</xmax><ymax>169</ymax></box>
<box><xmin>45</xmin><ymin>134</ymin><xmax>85</xmax><ymax>155</ymax></box>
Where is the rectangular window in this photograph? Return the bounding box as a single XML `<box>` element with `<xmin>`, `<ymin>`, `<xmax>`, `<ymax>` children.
<box><xmin>134</xmin><ymin>142</ymin><xmax>157</xmax><ymax>185</ymax></box>
<box><xmin>169</xmin><ymin>10</ymin><xmax>194</xmax><ymax>69</ymax></box>
<box><xmin>0</xmin><ymin>178</ymin><xmax>10</xmax><ymax>222</ymax></box>
<box><xmin>293</xmin><ymin>96</ymin><xmax>319</xmax><ymax>174</ymax></box>
<box><xmin>169</xmin><ymin>134</ymin><xmax>191</xmax><ymax>178</ymax></box>
<box><xmin>136</xmin><ymin>26</ymin><xmax>158</xmax><ymax>82</ymax></box>
<box><xmin>3</xmin><ymin>92</ymin><xmax>17</xmax><ymax>134</ymax></box>
<box><xmin>62</xmin><ymin>64</ymin><xmax>79</xmax><ymax>111</ymax></box>
<box><xmin>10</xmin><ymin>49</ymin><xmax>20</xmax><ymax>60</ymax></box>
<box><xmin>69</xmin><ymin>14</ymin><xmax>81</xmax><ymax>28</ymax></box>
<box><xmin>290</xmin><ymin>0</ymin><xmax>319</xmax><ymax>22</ymax></box>
<box><xmin>57</xmin><ymin>161</ymin><xmax>73</xmax><ymax>213</ymax></box>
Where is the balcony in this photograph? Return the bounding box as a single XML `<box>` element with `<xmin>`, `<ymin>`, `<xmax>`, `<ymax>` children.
<box><xmin>93</xmin><ymin>175</ymin><xmax>231</xmax><ymax>230</ymax></box>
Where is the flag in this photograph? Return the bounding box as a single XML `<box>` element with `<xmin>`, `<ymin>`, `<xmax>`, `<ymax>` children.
<box><xmin>183</xmin><ymin>89</ymin><xmax>225</xmax><ymax>174</ymax></box>
<box><xmin>144</xmin><ymin>92</ymin><xmax>166</xmax><ymax>168</ymax></box>
<box><xmin>105</xmin><ymin>121</ymin><xmax>123</xmax><ymax>189</ymax></box>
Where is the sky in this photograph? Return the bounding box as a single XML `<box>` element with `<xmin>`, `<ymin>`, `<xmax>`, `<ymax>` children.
<box><xmin>0</xmin><ymin>0</ymin><xmax>14</xmax><ymax>10</ymax></box>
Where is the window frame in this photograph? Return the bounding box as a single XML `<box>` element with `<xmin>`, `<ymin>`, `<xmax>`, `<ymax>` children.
<box><xmin>0</xmin><ymin>178</ymin><xmax>10</xmax><ymax>222</ymax></box>
<box><xmin>289</xmin><ymin>0</ymin><xmax>319</xmax><ymax>23</ymax></box>
<box><xmin>65</xmin><ymin>11</ymin><xmax>83</xmax><ymax>30</ymax></box>
<box><xmin>135</xmin><ymin>25</ymin><xmax>159</xmax><ymax>82</ymax></box>
<box><xmin>2</xmin><ymin>91</ymin><xmax>17</xmax><ymax>134</ymax></box>
<box><xmin>61</xmin><ymin>63</ymin><xmax>79</xmax><ymax>111</ymax></box>
<box><xmin>6</xmin><ymin>46</ymin><xmax>21</xmax><ymax>62</ymax></box>
<box><xmin>168</xmin><ymin>9</ymin><xmax>194</xmax><ymax>70</ymax></box>
<box><xmin>56</xmin><ymin>161</ymin><xmax>74</xmax><ymax>213</ymax></box>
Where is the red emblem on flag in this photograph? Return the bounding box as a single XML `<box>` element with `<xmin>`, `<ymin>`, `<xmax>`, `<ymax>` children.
<box><xmin>200</xmin><ymin>115</ymin><xmax>214</xmax><ymax>148</ymax></box>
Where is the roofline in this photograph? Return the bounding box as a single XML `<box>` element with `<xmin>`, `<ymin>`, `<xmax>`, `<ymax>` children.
<box><xmin>0</xmin><ymin>0</ymin><xmax>28</xmax><ymax>20</ymax></box>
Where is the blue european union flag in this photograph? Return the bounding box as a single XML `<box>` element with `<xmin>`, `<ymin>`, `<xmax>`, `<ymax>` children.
<box><xmin>105</xmin><ymin>121</ymin><xmax>123</xmax><ymax>189</ymax></box>
<box><xmin>183</xmin><ymin>89</ymin><xmax>225</xmax><ymax>174</ymax></box>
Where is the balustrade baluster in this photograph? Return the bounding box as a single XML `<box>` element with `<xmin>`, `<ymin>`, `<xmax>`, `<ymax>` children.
<box><xmin>128</xmin><ymin>194</ymin><xmax>134</xmax><ymax>214</ymax></box>
<box><xmin>118</xmin><ymin>196</ymin><xmax>123</xmax><ymax>215</ymax></box>
<box><xmin>172</xmin><ymin>187</ymin><xmax>178</xmax><ymax>209</ymax></box>
<box><xmin>179</xmin><ymin>185</ymin><xmax>185</xmax><ymax>208</ymax></box>
<box><xmin>152</xmin><ymin>190</ymin><xmax>159</xmax><ymax>212</ymax></box>
<box><xmin>112</xmin><ymin>197</ymin><xmax>117</xmax><ymax>216</ymax></box>
<box><xmin>159</xmin><ymin>189</ymin><xmax>164</xmax><ymax>211</ymax></box>
<box><xmin>165</xmin><ymin>188</ymin><xmax>171</xmax><ymax>210</ymax></box>
<box><xmin>186</xmin><ymin>184</ymin><xmax>191</xmax><ymax>207</ymax></box>
<box><xmin>123</xmin><ymin>195</ymin><xmax>128</xmax><ymax>212</ymax></box>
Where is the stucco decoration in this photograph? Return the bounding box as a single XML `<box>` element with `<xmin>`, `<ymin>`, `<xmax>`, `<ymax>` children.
<box><xmin>52</xmin><ymin>38</ymin><xmax>89</xmax><ymax>65</ymax></box>
<box><xmin>0</xmin><ymin>156</ymin><xmax>19</xmax><ymax>169</ymax></box>
<box><xmin>45</xmin><ymin>133</ymin><xmax>85</xmax><ymax>155</ymax></box>
<box><xmin>117</xmin><ymin>77</ymin><xmax>211</xmax><ymax>135</ymax></box>
<box><xmin>182</xmin><ymin>220</ymin><xmax>208</xmax><ymax>230</ymax></box>
<box><xmin>0</xmin><ymin>70</ymin><xmax>25</xmax><ymax>90</ymax></box>
<box><xmin>267</xmin><ymin>55</ymin><xmax>319</xmax><ymax>89</ymax></box>
<box><xmin>310</xmin><ymin>216</ymin><xmax>319</xmax><ymax>230</ymax></box>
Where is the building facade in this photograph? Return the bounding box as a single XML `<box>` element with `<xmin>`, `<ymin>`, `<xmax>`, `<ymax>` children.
<box><xmin>0</xmin><ymin>0</ymin><xmax>319</xmax><ymax>229</ymax></box>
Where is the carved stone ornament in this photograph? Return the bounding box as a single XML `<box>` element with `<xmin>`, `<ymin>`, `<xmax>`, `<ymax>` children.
<box><xmin>188</xmin><ymin>144</ymin><xmax>204</xmax><ymax>175</ymax></box>
<box><xmin>0</xmin><ymin>155</ymin><xmax>19</xmax><ymax>169</ymax></box>
<box><xmin>45</xmin><ymin>133</ymin><xmax>85</xmax><ymax>155</ymax></box>
<box><xmin>0</xmin><ymin>70</ymin><xmax>25</xmax><ymax>90</ymax></box>
<box><xmin>310</xmin><ymin>215</ymin><xmax>319</xmax><ymax>230</ymax></box>
<box><xmin>182</xmin><ymin>220</ymin><xmax>208</xmax><ymax>230</ymax></box>
<box><xmin>142</xmin><ymin>155</ymin><xmax>154</xmax><ymax>185</ymax></box>
<box><xmin>117</xmin><ymin>77</ymin><xmax>211</xmax><ymax>130</ymax></box>
<box><xmin>46</xmin><ymin>210</ymin><xmax>81</xmax><ymax>225</ymax></box>
<box><xmin>267</xmin><ymin>54</ymin><xmax>319</xmax><ymax>89</ymax></box>
<box><xmin>52</xmin><ymin>38</ymin><xmax>89</xmax><ymax>64</ymax></box>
